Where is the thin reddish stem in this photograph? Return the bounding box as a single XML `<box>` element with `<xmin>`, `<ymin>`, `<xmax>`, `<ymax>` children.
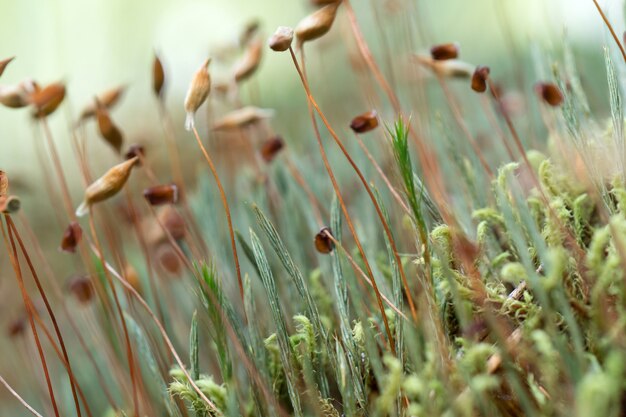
<box><xmin>6</xmin><ymin>217</ymin><xmax>85</xmax><ymax>417</ymax></box>
<box><xmin>591</xmin><ymin>0</ymin><xmax>626</xmax><ymax>63</ymax></box>
<box><xmin>1</xmin><ymin>216</ymin><xmax>61</xmax><ymax>417</ymax></box>
<box><xmin>292</xmin><ymin>46</ymin><xmax>396</xmax><ymax>352</ymax></box>
<box><xmin>190</xmin><ymin>125</ymin><xmax>244</xmax><ymax>306</ymax></box>
<box><xmin>87</xmin><ymin>212</ymin><xmax>140</xmax><ymax>417</ymax></box>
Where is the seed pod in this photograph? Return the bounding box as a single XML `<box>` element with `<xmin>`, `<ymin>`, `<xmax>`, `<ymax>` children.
<box><xmin>260</xmin><ymin>136</ymin><xmax>285</xmax><ymax>162</ymax></box>
<box><xmin>0</xmin><ymin>171</ymin><xmax>8</xmax><ymax>197</ymax></box>
<box><xmin>0</xmin><ymin>85</ymin><xmax>29</xmax><ymax>108</ymax></box>
<box><xmin>79</xmin><ymin>85</ymin><xmax>125</xmax><ymax>120</ymax></box>
<box><xmin>240</xmin><ymin>19</ymin><xmax>261</xmax><ymax>46</ymax></box>
<box><xmin>269</xmin><ymin>26</ymin><xmax>294</xmax><ymax>52</ymax></box>
<box><xmin>184</xmin><ymin>58</ymin><xmax>212</xmax><ymax>131</ymax></box>
<box><xmin>295</xmin><ymin>1</ymin><xmax>341</xmax><ymax>47</ymax></box>
<box><xmin>0</xmin><ymin>195</ymin><xmax>20</xmax><ymax>213</ymax></box>
<box><xmin>124</xmin><ymin>264</ymin><xmax>142</xmax><ymax>293</ymax></box>
<box><xmin>60</xmin><ymin>222</ymin><xmax>82</xmax><ymax>253</ymax></box>
<box><xmin>233</xmin><ymin>38</ymin><xmax>263</xmax><ymax>83</ymax></box>
<box><xmin>160</xmin><ymin>206</ymin><xmax>186</xmax><ymax>240</ymax></box>
<box><xmin>124</xmin><ymin>144</ymin><xmax>145</xmax><ymax>165</ymax></box>
<box><xmin>156</xmin><ymin>244</ymin><xmax>182</xmax><ymax>276</ymax></box>
<box><xmin>314</xmin><ymin>227</ymin><xmax>334</xmax><ymax>254</ymax></box>
<box><xmin>143</xmin><ymin>184</ymin><xmax>178</xmax><ymax>206</ymax></box>
<box><xmin>7</xmin><ymin>316</ymin><xmax>26</xmax><ymax>338</ymax></box>
<box><xmin>153</xmin><ymin>54</ymin><xmax>165</xmax><ymax>98</ymax></box>
<box><xmin>535</xmin><ymin>82</ymin><xmax>563</xmax><ymax>107</ymax></box>
<box><xmin>350</xmin><ymin>110</ymin><xmax>379</xmax><ymax>133</ymax></box>
<box><xmin>0</xmin><ymin>56</ymin><xmax>15</xmax><ymax>77</ymax></box>
<box><xmin>430</xmin><ymin>43</ymin><xmax>459</xmax><ymax>60</ymax></box>
<box><xmin>76</xmin><ymin>157</ymin><xmax>139</xmax><ymax>217</ymax></box>
<box><xmin>471</xmin><ymin>65</ymin><xmax>490</xmax><ymax>93</ymax></box>
<box><xmin>413</xmin><ymin>54</ymin><xmax>473</xmax><ymax>78</ymax></box>
<box><xmin>67</xmin><ymin>275</ymin><xmax>94</xmax><ymax>304</ymax></box>
<box><xmin>96</xmin><ymin>99</ymin><xmax>124</xmax><ymax>153</ymax></box>
<box><xmin>30</xmin><ymin>82</ymin><xmax>66</xmax><ymax>117</ymax></box>
<box><xmin>212</xmin><ymin>106</ymin><xmax>274</xmax><ymax>130</ymax></box>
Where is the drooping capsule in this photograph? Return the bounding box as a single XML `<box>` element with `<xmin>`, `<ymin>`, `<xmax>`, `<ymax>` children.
<box><xmin>76</xmin><ymin>157</ymin><xmax>139</xmax><ymax>217</ymax></box>
<box><xmin>350</xmin><ymin>110</ymin><xmax>379</xmax><ymax>133</ymax></box>
<box><xmin>314</xmin><ymin>227</ymin><xmax>334</xmax><ymax>254</ymax></box>
<box><xmin>143</xmin><ymin>184</ymin><xmax>179</xmax><ymax>206</ymax></box>
<box><xmin>60</xmin><ymin>222</ymin><xmax>83</xmax><ymax>253</ymax></box>
<box><xmin>295</xmin><ymin>2</ymin><xmax>341</xmax><ymax>47</ymax></box>
<box><xmin>184</xmin><ymin>58</ymin><xmax>212</xmax><ymax>131</ymax></box>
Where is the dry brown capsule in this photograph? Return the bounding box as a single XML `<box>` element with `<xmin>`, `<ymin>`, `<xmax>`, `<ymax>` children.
<box><xmin>0</xmin><ymin>85</ymin><xmax>29</xmax><ymax>108</ymax></box>
<box><xmin>160</xmin><ymin>206</ymin><xmax>186</xmax><ymax>240</ymax></box>
<box><xmin>60</xmin><ymin>222</ymin><xmax>82</xmax><ymax>253</ymax></box>
<box><xmin>153</xmin><ymin>54</ymin><xmax>165</xmax><ymax>97</ymax></box>
<box><xmin>314</xmin><ymin>227</ymin><xmax>334</xmax><ymax>254</ymax></box>
<box><xmin>350</xmin><ymin>110</ymin><xmax>379</xmax><ymax>133</ymax></box>
<box><xmin>430</xmin><ymin>43</ymin><xmax>459</xmax><ymax>60</ymax></box>
<box><xmin>143</xmin><ymin>184</ymin><xmax>179</xmax><ymax>206</ymax></box>
<box><xmin>471</xmin><ymin>65</ymin><xmax>490</xmax><ymax>93</ymax></box>
<box><xmin>7</xmin><ymin>316</ymin><xmax>26</xmax><ymax>338</ymax></box>
<box><xmin>535</xmin><ymin>82</ymin><xmax>564</xmax><ymax>107</ymax></box>
<box><xmin>0</xmin><ymin>56</ymin><xmax>15</xmax><ymax>77</ymax></box>
<box><xmin>156</xmin><ymin>244</ymin><xmax>182</xmax><ymax>276</ymax></box>
<box><xmin>0</xmin><ymin>171</ymin><xmax>7</xmax><ymax>197</ymax></box>
<box><xmin>124</xmin><ymin>144</ymin><xmax>145</xmax><ymax>165</ymax></box>
<box><xmin>234</xmin><ymin>38</ymin><xmax>263</xmax><ymax>83</ymax></box>
<box><xmin>67</xmin><ymin>275</ymin><xmax>94</xmax><ymax>304</ymax></box>
<box><xmin>79</xmin><ymin>85</ymin><xmax>125</xmax><ymax>120</ymax></box>
<box><xmin>212</xmin><ymin>106</ymin><xmax>274</xmax><ymax>130</ymax></box>
<box><xmin>30</xmin><ymin>82</ymin><xmax>66</xmax><ymax>117</ymax></box>
<box><xmin>0</xmin><ymin>195</ymin><xmax>20</xmax><ymax>213</ymax></box>
<box><xmin>184</xmin><ymin>58</ymin><xmax>212</xmax><ymax>131</ymax></box>
<box><xmin>96</xmin><ymin>100</ymin><xmax>124</xmax><ymax>153</ymax></box>
<box><xmin>268</xmin><ymin>26</ymin><xmax>294</xmax><ymax>52</ymax></box>
<box><xmin>124</xmin><ymin>264</ymin><xmax>142</xmax><ymax>293</ymax></box>
<box><xmin>76</xmin><ymin>157</ymin><xmax>139</xmax><ymax>217</ymax></box>
<box><xmin>260</xmin><ymin>136</ymin><xmax>285</xmax><ymax>162</ymax></box>
<box><xmin>295</xmin><ymin>1</ymin><xmax>341</xmax><ymax>47</ymax></box>
<box><xmin>413</xmin><ymin>54</ymin><xmax>474</xmax><ymax>78</ymax></box>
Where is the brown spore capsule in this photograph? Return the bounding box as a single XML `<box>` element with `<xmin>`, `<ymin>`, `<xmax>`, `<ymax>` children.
<box><xmin>260</xmin><ymin>136</ymin><xmax>285</xmax><ymax>162</ymax></box>
<box><xmin>314</xmin><ymin>227</ymin><xmax>334</xmax><ymax>254</ymax></box>
<box><xmin>67</xmin><ymin>275</ymin><xmax>94</xmax><ymax>304</ymax></box>
<box><xmin>30</xmin><ymin>82</ymin><xmax>65</xmax><ymax>117</ymax></box>
<box><xmin>295</xmin><ymin>1</ymin><xmax>341</xmax><ymax>47</ymax></box>
<box><xmin>79</xmin><ymin>85</ymin><xmax>125</xmax><ymax>120</ymax></box>
<box><xmin>535</xmin><ymin>82</ymin><xmax>564</xmax><ymax>106</ymax></box>
<box><xmin>124</xmin><ymin>144</ymin><xmax>145</xmax><ymax>165</ymax></box>
<box><xmin>430</xmin><ymin>43</ymin><xmax>459</xmax><ymax>60</ymax></box>
<box><xmin>350</xmin><ymin>110</ymin><xmax>379</xmax><ymax>133</ymax></box>
<box><xmin>184</xmin><ymin>58</ymin><xmax>212</xmax><ymax>131</ymax></box>
<box><xmin>95</xmin><ymin>100</ymin><xmax>124</xmax><ymax>153</ymax></box>
<box><xmin>0</xmin><ymin>56</ymin><xmax>15</xmax><ymax>77</ymax></box>
<box><xmin>161</xmin><ymin>206</ymin><xmax>186</xmax><ymax>240</ymax></box>
<box><xmin>269</xmin><ymin>26</ymin><xmax>294</xmax><ymax>52</ymax></box>
<box><xmin>7</xmin><ymin>316</ymin><xmax>26</xmax><ymax>338</ymax></box>
<box><xmin>153</xmin><ymin>54</ymin><xmax>165</xmax><ymax>97</ymax></box>
<box><xmin>471</xmin><ymin>66</ymin><xmax>490</xmax><ymax>93</ymax></box>
<box><xmin>76</xmin><ymin>157</ymin><xmax>139</xmax><ymax>217</ymax></box>
<box><xmin>143</xmin><ymin>184</ymin><xmax>179</xmax><ymax>206</ymax></box>
<box><xmin>0</xmin><ymin>171</ymin><xmax>8</xmax><ymax>197</ymax></box>
<box><xmin>60</xmin><ymin>222</ymin><xmax>82</xmax><ymax>253</ymax></box>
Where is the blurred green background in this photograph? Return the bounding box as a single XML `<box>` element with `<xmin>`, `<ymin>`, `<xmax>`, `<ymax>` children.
<box><xmin>0</xmin><ymin>0</ymin><xmax>622</xmax><ymax>316</ymax></box>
